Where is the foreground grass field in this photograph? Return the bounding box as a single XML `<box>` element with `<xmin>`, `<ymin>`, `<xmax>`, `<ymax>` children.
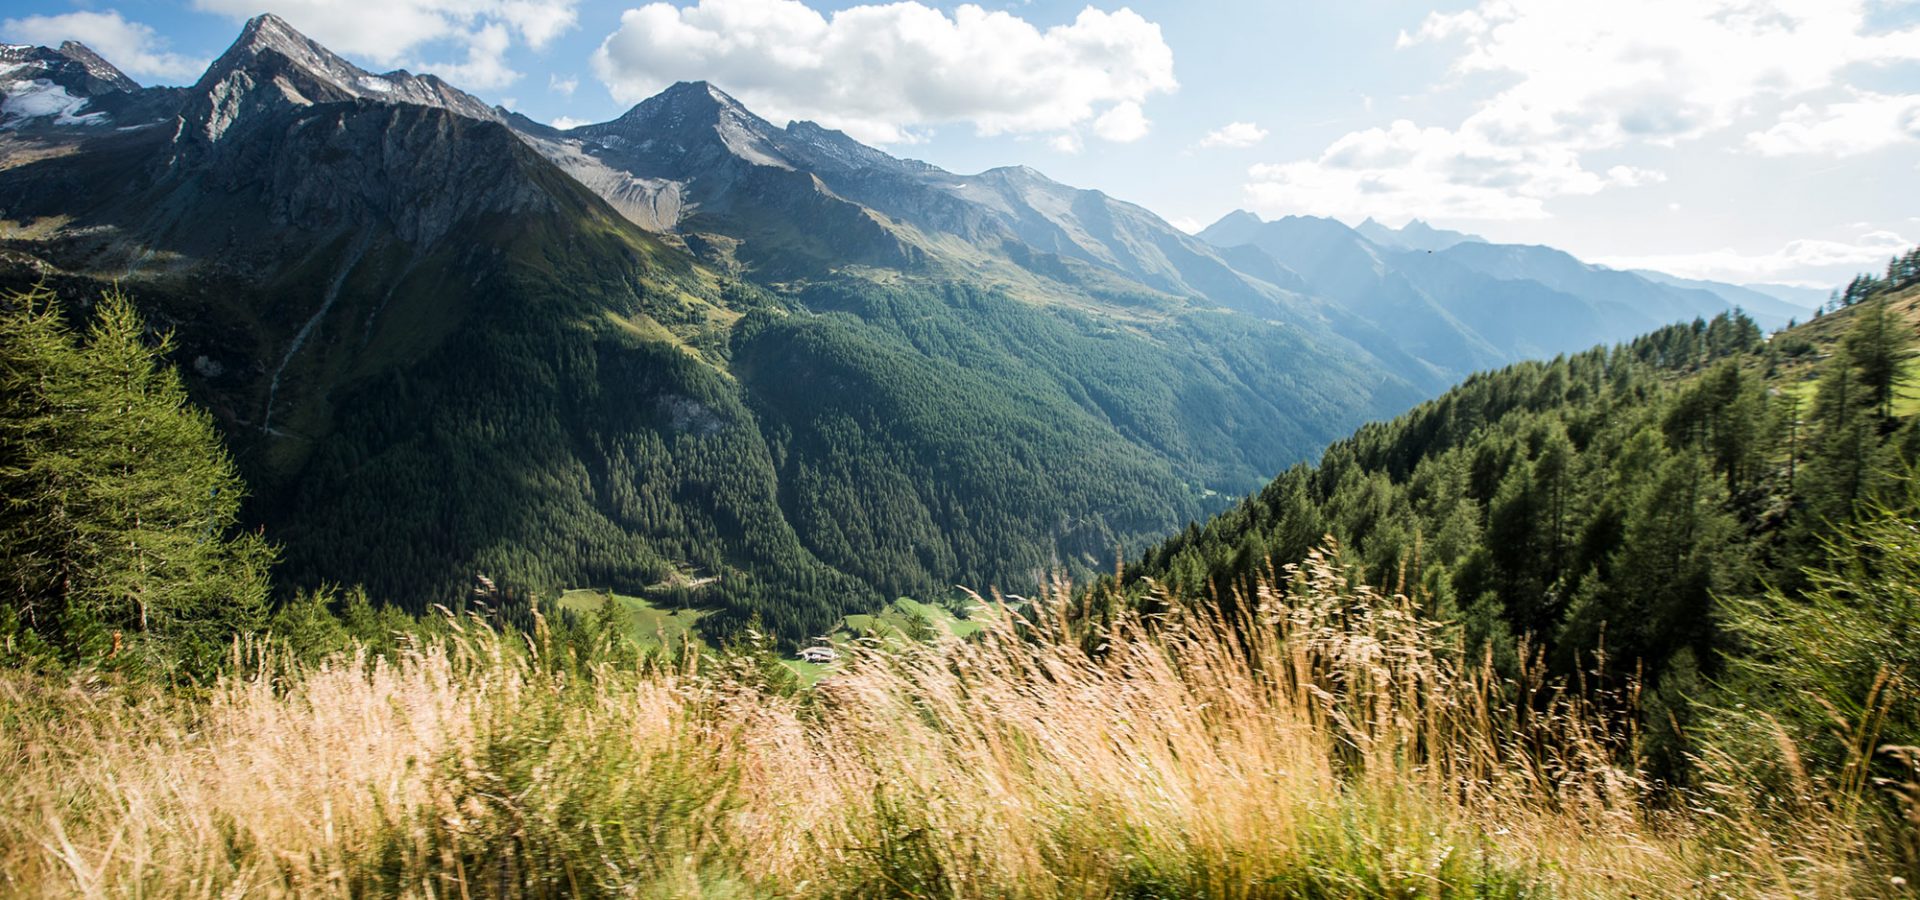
<box><xmin>1</xmin><ymin>550</ymin><xmax>1912</xmax><ymax>898</ymax></box>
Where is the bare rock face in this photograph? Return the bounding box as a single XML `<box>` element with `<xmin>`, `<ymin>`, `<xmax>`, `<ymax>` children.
<box><xmin>201</xmin><ymin>100</ymin><xmax>558</xmax><ymax>246</ymax></box>
<box><xmin>521</xmin><ymin>81</ymin><xmax>802</xmax><ymax>233</ymax></box>
<box><xmin>105</xmin><ymin>14</ymin><xmax>548</xmax><ymax>247</ymax></box>
<box><xmin>516</xmin><ymin>81</ymin><xmax>927</xmax><ymax>272</ymax></box>
<box><xmin>576</xmin><ymin>81</ymin><xmax>795</xmax><ymax>175</ymax></box>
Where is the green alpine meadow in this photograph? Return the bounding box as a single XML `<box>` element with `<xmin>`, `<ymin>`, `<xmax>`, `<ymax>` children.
<box><xmin>2</xmin><ymin>4</ymin><xmax>1917</xmax><ymax>897</ymax></box>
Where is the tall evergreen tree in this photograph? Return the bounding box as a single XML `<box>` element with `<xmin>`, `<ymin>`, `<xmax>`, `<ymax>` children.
<box><xmin>0</xmin><ymin>287</ymin><xmax>272</xmax><ymax>677</ymax></box>
<box><xmin>1844</xmin><ymin>297</ymin><xmax>1906</xmax><ymax>420</ymax></box>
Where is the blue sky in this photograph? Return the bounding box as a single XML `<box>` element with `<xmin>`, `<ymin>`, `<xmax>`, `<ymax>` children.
<box><xmin>6</xmin><ymin>0</ymin><xmax>1918</xmax><ymax>288</ymax></box>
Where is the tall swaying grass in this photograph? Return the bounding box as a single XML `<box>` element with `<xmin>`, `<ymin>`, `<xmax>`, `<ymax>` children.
<box><xmin>1</xmin><ymin>548</ymin><xmax>1912</xmax><ymax>898</ymax></box>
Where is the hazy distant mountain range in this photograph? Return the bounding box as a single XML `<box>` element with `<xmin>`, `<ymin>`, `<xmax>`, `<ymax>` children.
<box><xmin>0</xmin><ymin>15</ymin><xmax>1820</xmax><ymax>635</ymax></box>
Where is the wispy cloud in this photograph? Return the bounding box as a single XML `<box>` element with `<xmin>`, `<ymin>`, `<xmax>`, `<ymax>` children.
<box><xmin>1747</xmin><ymin>90</ymin><xmax>1920</xmax><ymax>157</ymax></box>
<box><xmin>1197</xmin><ymin>121</ymin><xmax>1266</xmax><ymax>149</ymax></box>
<box><xmin>1595</xmin><ymin>228</ymin><xmax>1912</xmax><ymax>286</ymax></box>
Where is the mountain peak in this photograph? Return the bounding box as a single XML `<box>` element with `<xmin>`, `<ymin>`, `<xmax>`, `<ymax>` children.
<box><xmin>0</xmin><ymin>41</ymin><xmax>139</xmax><ymax>95</ymax></box>
<box><xmin>979</xmin><ymin>164</ymin><xmax>1060</xmax><ymax>186</ymax></box>
<box><xmin>1354</xmin><ymin>216</ymin><xmax>1485</xmax><ymax>253</ymax></box>
<box><xmin>236</xmin><ymin>12</ymin><xmax>300</xmax><ymax>46</ymax></box>
<box><xmin>1195</xmin><ymin>209</ymin><xmax>1270</xmax><ymax>247</ymax></box>
<box><xmin>669</xmin><ymin>79</ymin><xmax>735</xmax><ymax>103</ymax></box>
<box><xmin>182</xmin><ymin>13</ymin><xmax>500</xmax><ymax>146</ymax></box>
<box><xmin>51</xmin><ymin>41</ymin><xmax>139</xmax><ymax>92</ymax></box>
<box><xmin>614</xmin><ymin>80</ymin><xmax>764</xmax><ymax>127</ymax></box>
<box><xmin>215</xmin><ymin>12</ymin><xmax>343</xmax><ymax>76</ymax></box>
<box><xmin>587</xmin><ymin>80</ymin><xmax>791</xmax><ymax>169</ymax></box>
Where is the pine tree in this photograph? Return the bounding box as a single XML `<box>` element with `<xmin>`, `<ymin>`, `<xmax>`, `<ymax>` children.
<box><xmin>0</xmin><ymin>287</ymin><xmax>272</xmax><ymax>678</ymax></box>
<box><xmin>1844</xmin><ymin>297</ymin><xmax>1906</xmax><ymax>420</ymax></box>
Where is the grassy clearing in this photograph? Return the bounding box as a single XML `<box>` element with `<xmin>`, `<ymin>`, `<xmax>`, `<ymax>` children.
<box><xmin>550</xmin><ymin>590</ymin><xmax>978</xmax><ymax>685</ymax></box>
<box><xmin>1778</xmin><ymin>352</ymin><xmax>1920</xmax><ymax>418</ymax></box>
<box><xmin>798</xmin><ymin>597</ymin><xmax>991</xmax><ymax>684</ymax></box>
<box><xmin>1768</xmin><ymin>285</ymin><xmax>1920</xmax><ymax>409</ymax></box>
<box><xmin>776</xmin><ymin>656</ymin><xmax>833</xmax><ymax>685</ymax></box>
<box><xmin>840</xmin><ymin>596</ymin><xmax>984</xmax><ymax>641</ymax></box>
<box><xmin>2</xmin><ymin>549</ymin><xmax>1910</xmax><ymax>898</ymax></box>
<box><xmin>554</xmin><ymin>588</ymin><xmax>709</xmax><ymax>652</ymax></box>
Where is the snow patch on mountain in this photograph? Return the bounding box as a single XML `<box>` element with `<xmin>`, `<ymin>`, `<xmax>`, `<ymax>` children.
<box><xmin>1</xmin><ymin>79</ymin><xmax>106</xmax><ymax>127</ymax></box>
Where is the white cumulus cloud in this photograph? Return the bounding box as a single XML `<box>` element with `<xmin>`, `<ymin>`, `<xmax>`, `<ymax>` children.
<box><xmin>1397</xmin><ymin>0</ymin><xmax>1920</xmax><ymax>149</ymax></box>
<box><xmin>589</xmin><ymin>0</ymin><xmax>1177</xmax><ymax>145</ymax></box>
<box><xmin>1093</xmin><ymin>101</ymin><xmax>1150</xmax><ymax>143</ymax></box>
<box><xmin>192</xmin><ymin>0</ymin><xmax>580</xmax><ymax>90</ymax></box>
<box><xmin>1198</xmin><ymin>121</ymin><xmax>1267</xmax><ymax>149</ymax></box>
<box><xmin>420</xmin><ymin>22</ymin><xmax>517</xmax><ymax>90</ymax></box>
<box><xmin>1250</xmin><ymin>0</ymin><xmax>1920</xmax><ymax>222</ymax></box>
<box><xmin>1</xmin><ymin>10</ymin><xmax>207</xmax><ymax>83</ymax></box>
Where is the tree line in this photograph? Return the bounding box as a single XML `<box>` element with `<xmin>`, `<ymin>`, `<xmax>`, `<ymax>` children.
<box><xmin>1827</xmin><ymin>243</ymin><xmax>1920</xmax><ymax>312</ymax></box>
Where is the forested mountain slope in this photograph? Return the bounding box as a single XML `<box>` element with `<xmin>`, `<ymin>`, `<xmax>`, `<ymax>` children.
<box><xmin>1112</xmin><ymin>285</ymin><xmax>1920</xmax><ymax>759</ymax></box>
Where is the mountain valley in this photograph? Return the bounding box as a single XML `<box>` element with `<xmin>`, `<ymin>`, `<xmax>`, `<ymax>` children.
<box><xmin>0</xmin><ymin>14</ymin><xmax>1839</xmax><ymax>640</ymax></box>
<box><xmin>4</xmin><ymin>6</ymin><xmax>1920</xmax><ymax>896</ymax></box>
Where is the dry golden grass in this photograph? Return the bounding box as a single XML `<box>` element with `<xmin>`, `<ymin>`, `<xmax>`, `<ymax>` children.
<box><xmin>0</xmin><ymin>548</ymin><xmax>1910</xmax><ymax>898</ymax></box>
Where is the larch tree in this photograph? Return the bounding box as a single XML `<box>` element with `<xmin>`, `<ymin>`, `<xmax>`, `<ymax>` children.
<box><xmin>0</xmin><ymin>287</ymin><xmax>271</xmax><ymax>678</ymax></box>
